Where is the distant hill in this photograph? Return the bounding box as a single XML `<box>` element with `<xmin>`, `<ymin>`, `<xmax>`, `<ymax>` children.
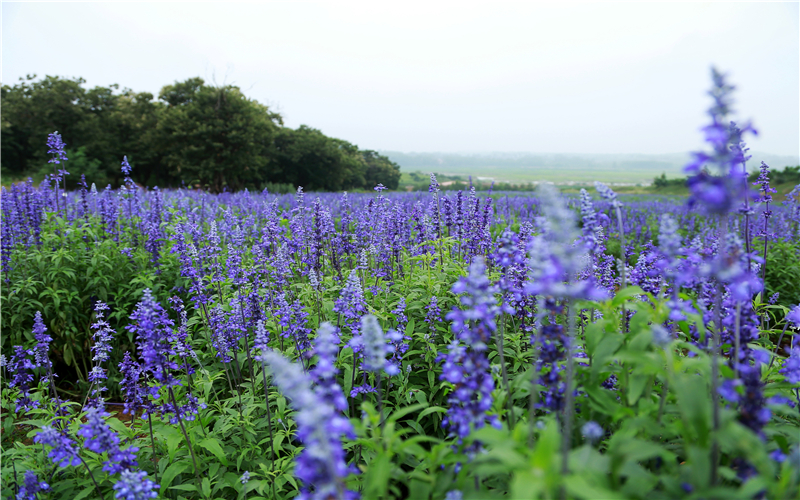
<box><xmin>380</xmin><ymin>151</ymin><xmax>800</xmax><ymax>185</ymax></box>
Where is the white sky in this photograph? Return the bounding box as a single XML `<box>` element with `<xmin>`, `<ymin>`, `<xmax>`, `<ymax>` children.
<box><xmin>3</xmin><ymin>2</ymin><xmax>799</xmax><ymax>157</ymax></box>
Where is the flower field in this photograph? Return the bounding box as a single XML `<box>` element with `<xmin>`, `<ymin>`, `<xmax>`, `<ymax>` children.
<box><xmin>2</xmin><ymin>70</ymin><xmax>800</xmax><ymax>500</ymax></box>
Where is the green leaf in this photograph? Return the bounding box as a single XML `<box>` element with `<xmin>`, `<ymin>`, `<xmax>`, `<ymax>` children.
<box><xmin>161</xmin><ymin>462</ymin><xmax>189</xmax><ymax>491</ymax></box>
<box><xmin>199</xmin><ymin>437</ymin><xmax>230</xmax><ymax>466</ymax></box>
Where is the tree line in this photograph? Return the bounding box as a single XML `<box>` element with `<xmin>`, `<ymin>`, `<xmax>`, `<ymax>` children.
<box><xmin>1</xmin><ymin>75</ymin><xmax>401</xmax><ymax>192</ymax></box>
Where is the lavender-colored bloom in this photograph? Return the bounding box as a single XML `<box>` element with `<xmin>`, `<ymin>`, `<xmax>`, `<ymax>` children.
<box><xmin>581</xmin><ymin>421</ymin><xmax>604</xmax><ymax>444</ymax></box>
<box><xmin>32</xmin><ymin>311</ymin><xmax>51</xmax><ymax>368</ymax></box>
<box><xmin>440</xmin><ymin>258</ymin><xmax>505</xmax><ymax>439</ymax></box>
<box><xmin>444</xmin><ymin>491</ymin><xmax>463</xmax><ymax>500</ymax></box>
<box><xmin>34</xmin><ymin>426</ymin><xmax>82</xmax><ymax>467</ymax></box>
<box><xmin>127</xmin><ymin>289</ymin><xmax>179</xmax><ymax>390</ymax></box>
<box><xmin>78</xmin><ymin>407</ymin><xmax>120</xmax><ymax>455</ymax></box>
<box><xmin>240</xmin><ymin>471</ymin><xmax>251</xmax><ymax>485</ymax></box>
<box><xmin>594</xmin><ymin>182</ymin><xmax>621</xmax><ymax>209</ymax></box>
<box><xmin>754</xmin><ymin>161</ymin><xmax>777</xmax><ymax>204</ymax></box>
<box><xmin>17</xmin><ymin>471</ymin><xmax>49</xmax><ymax>500</ymax></box>
<box><xmin>651</xmin><ymin>325</ymin><xmax>673</xmax><ymax>348</ymax></box>
<box><xmin>429</xmin><ymin>173</ymin><xmax>440</xmax><ymax>193</ymax></box>
<box><xmin>262</xmin><ymin>351</ymin><xmax>358</xmax><ymax>500</ymax></box>
<box><xmin>392</xmin><ymin>298</ymin><xmax>408</xmax><ymax>331</ymax></box>
<box><xmin>8</xmin><ymin>346</ymin><xmax>38</xmax><ymax>413</ymax></box>
<box><xmin>579</xmin><ymin>189</ymin><xmax>602</xmax><ymax>251</ymax></box>
<box><xmin>356</xmin><ymin>315</ymin><xmax>396</xmax><ymax>375</ymax></box>
<box><xmin>113</xmin><ymin>470</ymin><xmax>159</xmax><ymax>500</ymax></box>
<box><xmin>88</xmin><ymin>302</ymin><xmax>114</xmax><ymax>407</ymax></box>
<box><xmin>121</xmin><ymin>155</ymin><xmax>133</xmax><ymax>177</ymax></box>
<box><xmin>425</xmin><ymin>295</ymin><xmax>441</xmax><ymax>333</ymax></box>
<box><xmin>350</xmin><ymin>384</ymin><xmax>378</xmax><ymax>397</ymax></box>
<box><xmin>374</xmin><ymin>183</ymin><xmax>387</xmax><ymax>192</ymax></box>
<box><xmin>780</xmin><ymin>347</ymin><xmax>800</xmax><ymax>385</ymax></box>
<box><xmin>684</xmin><ymin>69</ymin><xmax>756</xmax><ymax>214</ymax></box>
<box><xmin>334</xmin><ymin>270</ymin><xmax>367</xmax><ymax>334</ymax></box>
<box><xmin>46</xmin><ymin>131</ymin><xmax>68</xmax><ymax>166</ymax></box>
<box><xmin>119</xmin><ymin>352</ymin><xmax>144</xmax><ymax>416</ymax></box>
<box><xmin>786</xmin><ymin>305</ymin><xmax>800</xmax><ymax>328</ymax></box>
<box><xmin>311</xmin><ymin>323</ymin><xmax>348</xmax><ymax>413</ymax></box>
<box><xmin>525</xmin><ymin>185</ymin><xmax>607</xmax><ymax>301</ymax></box>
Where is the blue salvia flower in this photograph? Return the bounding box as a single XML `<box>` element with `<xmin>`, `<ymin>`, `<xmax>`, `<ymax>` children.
<box><xmin>311</xmin><ymin>323</ymin><xmax>348</xmax><ymax>413</ymax></box>
<box><xmin>17</xmin><ymin>470</ymin><xmax>50</xmax><ymax>500</ymax></box>
<box><xmin>787</xmin><ymin>305</ymin><xmax>800</xmax><ymax>329</ymax></box>
<box><xmin>113</xmin><ymin>469</ymin><xmax>159</xmax><ymax>500</ymax></box>
<box><xmin>581</xmin><ymin>421</ymin><xmax>604</xmax><ymax>445</ymax></box>
<box><xmin>253</xmin><ymin>319</ymin><xmax>270</xmax><ymax>355</ymax></box>
<box><xmin>525</xmin><ymin>185</ymin><xmax>607</xmax><ymax>301</ymax></box>
<box><xmin>429</xmin><ymin>173</ymin><xmax>440</xmax><ymax>193</ymax></box>
<box><xmin>262</xmin><ymin>351</ymin><xmax>358</xmax><ymax>500</ymax></box>
<box><xmin>392</xmin><ymin>298</ymin><xmax>408</xmax><ymax>331</ymax></box>
<box><xmin>32</xmin><ymin>311</ymin><xmax>52</xmax><ymax>369</ymax></box>
<box><xmin>46</xmin><ymin>131</ymin><xmax>69</xmax><ymax>168</ymax></box>
<box><xmin>127</xmin><ymin>289</ymin><xmax>179</xmax><ymax>391</ymax></box>
<box><xmin>356</xmin><ymin>315</ymin><xmax>397</xmax><ymax>375</ymax></box>
<box><xmin>425</xmin><ymin>295</ymin><xmax>441</xmax><ymax>334</ymax></box>
<box><xmin>240</xmin><ymin>471</ymin><xmax>251</xmax><ymax>485</ymax></box>
<box><xmin>334</xmin><ymin>270</ymin><xmax>367</xmax><ymax>334</ymax></box>
<box><xmin>684</xmin><ymin>68</ymin><xmax>756</xmax><ymax>214</ymax></box>
<box><xmin>594</xmin><ymin>181</ymin><xmax>621</xmax><ymax>209</ymax></box>
<box><xmin>78</xmin><ymin>407</ymin><xmax>140</xmax><ymax>473</ymax></box>
<box><xmin>88</xmin><ymin>301</ymin><xmax>114</xmax><ymax>408</ymax></box>
<box><xmin>119</xmin><ymin>352</ymin><xmax>145</xmax><ymax>417</ymax></box>
<box><xmin>8</xmin><ymin>345</ymin><xmax>38</xmax><ymax>413</ymax></box>
<box><xmin>34</xmin><ymin>425</ymin><xmax>82</xmax><ymax>467</ymax></box>
<box><xmin>780</xmin><ymin>347</ymin><xmax>800</xmax><ymax>385</ymax></box>
<box><xmin>440</xmin><ymin>257</ymin><xmax>506</xmax><ymax>439</ymax></box>
<box><xmin>579</xmin><ymin>189</ymin><xmax>602</xmax><ymax>252</ymax></box>
<box><xmin>79</xmin><ymin>407</ymin><xmax>120</xmax><ymax>455</ymax></box>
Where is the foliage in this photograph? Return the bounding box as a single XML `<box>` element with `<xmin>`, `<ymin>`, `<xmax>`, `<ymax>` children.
<box><xmin>1</xmin><ymin>76</ymin><xmax>401</xmax><ymax>192</ymax></box>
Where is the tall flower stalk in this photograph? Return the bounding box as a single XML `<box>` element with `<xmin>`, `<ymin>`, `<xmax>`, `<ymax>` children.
<box><xmin>683</xmin><ymin>67</ymin><xmax>757</xmax><ymax>486</ymax></box>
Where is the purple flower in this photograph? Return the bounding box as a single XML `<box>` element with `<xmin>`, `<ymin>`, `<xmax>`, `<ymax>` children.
<box><xmin>8</xmin><ymin>346</ymin><xmax>38</xmax><ymax>413</ymax></box>
<box><xmin>88</xmin><ymin>301</ymin><xmax>115</xmax><ymax>407</ymax></box>
<box><xmin>333</xmin><ymin>270</ymin><xmax>367</xmax><ymax>334</ymax></box>
<box><xmin>353</xmin><ymin>315</ymin><xmax>396</xmax><ymax>375</ymax></box>
<box><xmin>440</xmin><ymin>258</ymin><xmax>505</xmax><ymax>439</ymax></box>
<box><xmin>78</xmin><ymin>407</ymin><xmax>120</xmax><ymax>455</ymax></box>
<box><xmin>119</xmin><ymin>352</ymin><xmax>144</xmax><ymax>417</ymax></box>
<box><xmin>429</xmin><ymin>173</ymin><xmax>440</xmax><ymax>193</ymax></box>
<box><xmin>127</xmin><ymin>289</ymin><xmax>179</xmax><ymax>390</ymax></box>
<box><xmin>262</xmin><ymin>351</ymin><xmax>358</xmax><ymax>500</ymax></box>
<box><xmin>32</xmin><ymin>311</ymin><xmax>51</xmax><ymax>368</ymax></box>
<box><xmin>684</xmin><ymin>69</ymin><xmax>756</xmax><ymax>214</ymax></box>
<box><xmin>311</xmin><ymin>323</ymin><xmax>348</xmax><ymax>413</ymax></box>
<box><xmin>46</xmin><ymin>131</ymin><xmax>68</xmax><ymax>165</ymax></box>
<box><xmin>17</xmin><ymin>471</ymin><xmax>49</xmax><ymax>500</ymax></box>
<box><xmin>240</xmin><ymin>471</ymin><xmax>251</xmax><ymax>485</ymax></box>
<box><xmin>34</xmin><ymin>425</ymin><xmax>82</xmax><ymax>467</ymax></box>
<box><xmin>113</xmin><ymin>470</ymin><xmax>159</xmax><ymax>500</ymax></box>
<box><xmin>425</xmin><ymin>295</ymin><xmax>441</xmax><ymax>333</ymax></box>
<box><xmin>594</xmin><ymin>182</ymin><xmax>621</xmax><ymax>209</ymax></box>
<box><xmin>786</xmin><ymin>305</ymin><xmax>800</xmax><ymax>328</ymax></box>
<box><xmin>780</xmin><ymin>347</ymin><xmax>800</xmax><ymax>385</ymax></box>
<box><xmin>525</xmin><ymin>185</ymin><xmax>607</xmax><ymax>301</ymax></box>
<box><xmin>581</xmin><ymin>421</ymin><xmax>604</xmax><ymax>444</ymax></box>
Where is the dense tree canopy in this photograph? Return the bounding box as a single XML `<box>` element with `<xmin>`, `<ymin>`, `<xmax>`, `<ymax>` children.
<box><xmin>1</xmin><ymin>75</ymin><xmax>401</xmax><ymax>192</ymax></box>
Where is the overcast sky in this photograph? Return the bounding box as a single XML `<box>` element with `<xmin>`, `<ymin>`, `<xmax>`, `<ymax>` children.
<box><xmin>3</xmin><ymin>2</ymin><xmax>798</xmax><ymax>157</ymax></box>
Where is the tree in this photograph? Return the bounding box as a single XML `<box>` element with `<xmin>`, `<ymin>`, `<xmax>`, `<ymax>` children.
<box><xmin>152</xmin><ymin>78</ymin><xmax>283</xmax><ymax>192</ymax></box>
<box><xmin>359</xmin><ymin>150</ymin><xmax>401</xmax><ymax>190</ymax></box>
